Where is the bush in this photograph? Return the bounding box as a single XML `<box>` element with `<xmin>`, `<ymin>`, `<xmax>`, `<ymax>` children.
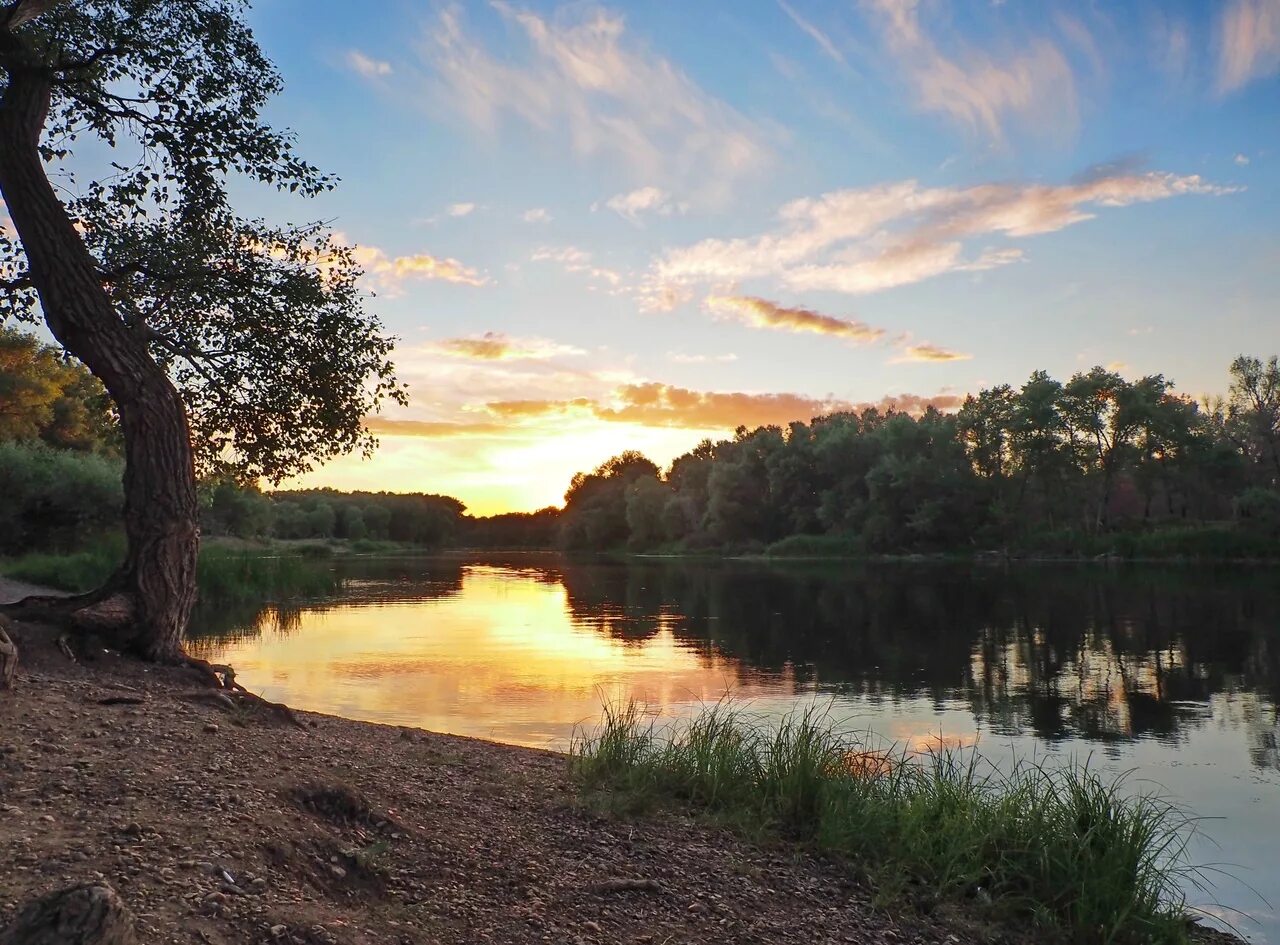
<box><xmin>1236</xmin><ymin>488</ymin><xmax>1280</xmax><ymax>539</ymax></box>
<box><xmin>574</xmin><ymin>703</ymin><xmax>1202</xmax><ymax>944</ymax></box>
<box><xmin>0</xmin><ymin>441</ymin><xmax>122</xmax><ymax>554</ymax></box>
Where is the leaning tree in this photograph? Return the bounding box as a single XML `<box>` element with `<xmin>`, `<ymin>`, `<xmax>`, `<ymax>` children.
<box><xmin>0</xmin><ymin>0</ymin><xmax>404</xmax><ymax>660</ymax></box>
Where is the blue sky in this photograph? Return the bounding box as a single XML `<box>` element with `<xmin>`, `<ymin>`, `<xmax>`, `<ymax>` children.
<box><xmin>235</xmin><ymin>0</ymin><xmax>1279</xmax><ymax>513</ymax></box>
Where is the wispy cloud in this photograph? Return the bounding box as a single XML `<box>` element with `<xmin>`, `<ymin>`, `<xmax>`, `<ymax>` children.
<box><xmin>892</xmin><ymin>342</ymin><xmax>973</xmax><ymax>363</ymax></box>
<box><xmin>778</xmin><ymin>1</ymin><xmax>846</xmax><ymax>65</ymax></box>
<box><xmin>424</xmin><ymin>332</ymin><xmax>586</xmax><ymax>361</ymax></box>
<box><xmin>705</xmin><ymin>295</ymin><xmax>884</xmax><ymax>343</ymax></box>
<box><xmin>347</xmin><ymin>238</ymin><xmax>488</xmax><ymax>292</ymax></box>
<box><xmin>531</xmin><ymin>246</ymin><xmax>623</xmax><ymax>286</ymax></box>
<box><xmin>446</xmin><ymin>202</ymin><xmax>476</xmax><ymax>217</ymax></box>
<box><xmin>667</xmin><ymin>351</ymin><xmax>739</xmax><ymax>364</ymax></box>
<box><xmin>1216</xmin><ymin>0</ymin><xmax>1280</xmax><ymax>93</ymax></box>
<box><xmin>866</xmin><ymin>0</ymin><xmax>1079</xmax><ymax>142</ymax></box>
<box><xmin>485</xmin><ymin>383</ymin><xmax>963</xmax><ymax>430</ymax></box>
<box><xmin>522</xmin><ymin>207</ymin><xmax>552</xmax><ymax>223</ymax></box>
<box><xmin>598</xmin><ymin>186</ymin><xmax>688</xmax><ymax>222</ymax></box>
<box><xmin>419</xmin><ymin>4</ymin><xmax>770</xmax><ymax>199</ymax></box>
<box><xmin>364</xmin><ymin>417</ymin><xmax>505</xmax><ymax>438</ymax></box>
<box><xmin>346</xmin><ymin>49</ymin><xmax>392</xmax><ymax>78</ymax></box>
<box><xmin>1235</xmin><ymin>152</ymin><xmax>1252</xmax><ymax>166</ymax></box>
<box><xmin>657</xmin><ymin>169</ymin><xmax>1236</xmax><ymax>296</ymax></box>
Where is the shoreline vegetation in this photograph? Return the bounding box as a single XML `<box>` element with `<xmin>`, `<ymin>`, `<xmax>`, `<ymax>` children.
<box><xmin>573</xmin><ymin>702</ymin><xmax>1219</xmax><ymax>945</ymax></box>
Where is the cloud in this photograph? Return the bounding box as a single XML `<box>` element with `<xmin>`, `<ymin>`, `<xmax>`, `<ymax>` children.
<box><xmin>657</xmin><ymin>170</ymin><xmax>1236</xmax><ymax>296</ymax></box>
<box><xmin>705</xmin><ymin>295</ymin><xmax>884</xmax><ymax>343</ymax></box>
<box><xmin>522</xmin><ymin>207</ymin><xmax>552</xmax><ymax>223</ymax></box>
<box><xmin>599</xmin><ymin>186</ymin><xmax>688</xmax><ymax>222</ymax></box>
<box><xmin>531</xmin><ymin>245</ymin><xmax>623</xmax><ymax>286</ymax></box>
<box><xmin>419</xmin><ymin>4</ymin><xmax>769</xmax><ymax>199</ymax></box>
<box><xmin>485</xmin><ymin>383</ymin><xmax>963</xmax><ymax>431</ymax></box>
<box><xmin>424</xmin><ymin>332</ymin><xmax>586</xmax><ymax>361</ymax></box>
<box><xmin>351</xmin><ymin>242</ymin><xmax>487</xmax><ymax>291</ymax></box>
<box><xmin>1235</xmin><ymin>152</ymin><xmax>1251</xmax><ymax>166</ymax></box>
<box><xmin>778</xmin><ymin>1</ymin><xmax>846</xmax><ymax>65</ymax></box>
<box><xmin>1217</xmin><ymin>0</ymin><xmax>1280</xmax><ymax>93</ymax></box>
<box><xmin>364</xmin><ymin>417</ymin><xmax>505</xmax><ymax>438</ymax></box>
<box><xmin>866</xmin><ymin>0</ymin><xmax>1079</xmax><ymax>142</ymax></box>
<box><xmin>346</xmin><ymin>49</ymin><xmax>392</xmax><ymax>78</ymax></box>
<box><xmin>892</xmin><ymin>342</ymin><xmax>973</xmax><ymax>363</ymax></box>
<box><xmin>446</xmin><ymin>202</ymin><xmax>476</xmax><ymax>217</ymax></box>
<box><xmin>667</xmin><ymin>352</ymin><xmax>739</xmax><ymax>364</ymax></box>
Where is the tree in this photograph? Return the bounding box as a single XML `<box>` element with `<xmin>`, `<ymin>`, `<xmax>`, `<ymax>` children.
<box><xmin>0</xmin><ymin>2</ymin><xmax>403</xmax><ymax>659</ymax></box>
<box><xmin>1227</xmin><ymin>355</ymin><xmax>1280</xmax><ymax>486</ymax></box>
<box><xmin>0</xmin><ymin>326</ymin><xmax>116</xmax><ymax>450</ymax></box>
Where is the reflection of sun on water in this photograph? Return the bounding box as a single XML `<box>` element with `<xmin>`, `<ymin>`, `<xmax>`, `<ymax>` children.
<box><xmin>206</xmin><ymin>566</ymin><xmax>797</xmax><ymax>748</ymax></box>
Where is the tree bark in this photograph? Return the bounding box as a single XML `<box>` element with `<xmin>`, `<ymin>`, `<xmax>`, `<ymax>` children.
<box><xmin>0</xmin><ymin>618</ymin><xmax>17</xmax><ymax>690</ymax></box>
<box><xmin>0</xmin><ymin>67</ymin><xmax>198</xmax><ymax>661</ymax></box>
<box><xmin>0</xmin><ymin>883</ymin><xmax>135</xmax><ymax>945</ymax></box>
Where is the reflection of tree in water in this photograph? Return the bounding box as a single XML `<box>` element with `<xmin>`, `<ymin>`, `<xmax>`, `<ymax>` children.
<box><xmin>557</xmin><ymin>559</ymin><xmax>1280</xmax><ymax>765</ymax></box>
<box><xmin>185</xmin><ymin>556</ymin><xmax>469</xmax><ymax>648</ymax></box>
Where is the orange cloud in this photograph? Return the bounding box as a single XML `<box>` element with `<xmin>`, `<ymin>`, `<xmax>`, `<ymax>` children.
<box><xmin>483</xmin><ymin>384</ymin><xmax>963</xmax><ymax>431</ymax></box>
<box><xmin>893</xmin><ymin>343</ymin><xmax>973</xmax><ymax>363</ymax></box>
<box><xmin>704</xmin><ymin>295</ymin><xmax>884</xmax><ymax>343</ymax></box>
<box><xmin>425</xmin><ymin>332</ymin><xmax>586</xmax><ymax>361</ymax></box>
<box><xmin>363</xmin><ymin>418</ymin><xmax>506</xmax><ymax>438</ymax></box>
<box><xmin>348</xmin><ymin>239</ymin><xmax>487</xmax><ymax>291</ymax></box>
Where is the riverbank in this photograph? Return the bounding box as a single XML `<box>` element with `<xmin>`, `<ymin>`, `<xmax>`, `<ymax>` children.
<box><xmin>0</xmin><ymin>615</ymin><xmax>1245</xmax><ymax>945</ymax></box>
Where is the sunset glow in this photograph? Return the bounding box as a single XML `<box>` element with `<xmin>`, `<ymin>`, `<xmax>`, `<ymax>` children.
<box><xmin>254</xmin><ymin>1</ymin><xmax>1280</xmax><ymax>512</ymax></box>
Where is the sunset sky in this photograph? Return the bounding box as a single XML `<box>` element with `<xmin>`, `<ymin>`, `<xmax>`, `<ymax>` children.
<box><xmin>243</xmin><ymin>0</ymin><xmax>1279</xmax><ymax>514</ymax></box>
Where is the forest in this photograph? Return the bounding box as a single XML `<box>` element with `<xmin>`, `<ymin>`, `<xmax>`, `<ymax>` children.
<box><xmin>3</xmin><ymin>326</ymin><xmax>1279</xmax><ymax>559</ymax></box>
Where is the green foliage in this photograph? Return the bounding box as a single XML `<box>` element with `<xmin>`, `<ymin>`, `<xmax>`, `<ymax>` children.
<box><xmin>0</xmin><ymin>328</ymin><xmax>118</xmax><ymax>453</ymax></box>
<box><xmin>1236</xmin><ymin>488</ymin><xmax>1280</xmax><ymax>538</ymax></box>
<box><xmin>1</xmin><ymin>536</ymin><xmax>340</xmax><ymax>602</ymax></box>
<box><xmin>0</xmin><ymin>1</ymin><xmax>404</xmax><ymax>483</ymax></box>
<box><xmin>0</xmin><ymin>441</ymin><xmax>123</xmax><ymax>554</ymax></box>
<box><xmin>574</xmin><ymin>703</ymin><xmax>1199</xmax><ymax>944</ymax></box>
<box><xmin>556</xmin><ymin>357</ymin><xmax>1280</xmax><ymax>558</ymax></box>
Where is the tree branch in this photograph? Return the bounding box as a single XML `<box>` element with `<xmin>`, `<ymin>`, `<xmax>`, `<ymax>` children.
<box><xmin>4</xmin><ymin>0</ymin><xmax>63</xmax><ymax>32</ymax></box>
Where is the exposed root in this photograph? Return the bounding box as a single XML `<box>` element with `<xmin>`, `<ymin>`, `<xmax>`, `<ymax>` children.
<box><xmin>57</xmin><ymin>635</ymin><xmax>78</xmax><ymax>664</ymax></box>
<box><xmin>179</xmin><ymin>655</ymin><xmax>306</xmax><ymax>730</ymax></box>
<box><xmin>0</xmin><ymin>620</ymin><xmax>17</xmax><ymax>691</ymax></box>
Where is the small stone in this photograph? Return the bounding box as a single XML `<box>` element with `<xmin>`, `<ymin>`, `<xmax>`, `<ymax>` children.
<box><xmin>270</xmin><ymin>926</ymin><xmax>288</xmax><ymax>939</ymax></box>
<box><xmin>329</xmin><ymin>865</ymin><xmax>347</xmax><ymax>880</ymax></box>
<box><xmin>583</xmin><ymin>920</ymin><xmax>602</xmax><ymax>934</ymax></box>
<box><xmin>203</xmin><ymin>723</ymin><xmax>220</xmax><ymax>734</ymax></box>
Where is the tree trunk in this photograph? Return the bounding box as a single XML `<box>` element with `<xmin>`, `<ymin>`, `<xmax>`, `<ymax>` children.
<box><xmin>0</xmin><ymin>883</ymin><xmax>135</xmax><ymax>945</ymax></box>
<box><xmin>0</xmin><ymin>69</ymin><xmax>198</xmax><ymax>661</ymax></box>
<box><xmin>0</xmin><ymin>618</ymin><xmax>17</xmax><ymax>690</ymax></box>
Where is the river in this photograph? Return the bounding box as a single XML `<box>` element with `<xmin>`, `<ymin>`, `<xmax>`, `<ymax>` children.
<box><xmin>193</xmin><ymin>553</ymin><xmax>1280</xmax><ymax>941</ymax></box>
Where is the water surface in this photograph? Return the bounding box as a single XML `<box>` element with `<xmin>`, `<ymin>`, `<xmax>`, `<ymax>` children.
<box><xmin>194</xmin><ymin>554</ymin><xmax>1280</xmax><ymax>940</ymax></box>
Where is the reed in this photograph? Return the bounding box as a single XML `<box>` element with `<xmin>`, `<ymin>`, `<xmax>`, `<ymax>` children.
<box><xmin>572</xmin><ymin>702</ymin><xmax>1203</xmax><ymax>944</ymax></box>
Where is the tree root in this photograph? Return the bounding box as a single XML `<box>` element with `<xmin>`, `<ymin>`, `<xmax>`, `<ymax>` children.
<box><xmin>179</xmin><ymin>655</ymin><xmax>306</xmax><ymax>730</ymax></box>
<box><xmin>0</xmin><ymin>619</ymin><xmax>17</xmax><ymax>691</ymax></box>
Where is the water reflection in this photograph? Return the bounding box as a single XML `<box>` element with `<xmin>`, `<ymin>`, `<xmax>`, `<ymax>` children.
<box><xmin>190</xmin><ymin>555</ymin><xmax>1280</xmax><ymax>940</ymax></box>
<box><xmin>190</xmin><ymin>556</ymin><xmax>1280</xmax><ymax>767</ymax></box>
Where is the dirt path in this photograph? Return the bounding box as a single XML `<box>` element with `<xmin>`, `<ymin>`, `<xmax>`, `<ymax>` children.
<box><xmin>0</xmin><ymin>577</ymin><xmax>63</xmax><ymax>605</ymax></box>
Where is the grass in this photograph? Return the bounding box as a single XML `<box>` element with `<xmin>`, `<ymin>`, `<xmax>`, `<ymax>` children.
<box><xmin>572</xmin><ymin>702</ymin><xmax>1205</xmax><ymax>945</ymax></box>
<box><xmin>1</xmin><ymin>534</ymin><xmax>342</xmax><ymax>602</ymax></box>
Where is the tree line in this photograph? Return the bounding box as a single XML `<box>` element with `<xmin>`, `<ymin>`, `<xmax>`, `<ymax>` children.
<box><xmin>558</xmin><ymin>358</ymin><xmax>1280</xmax><ymax>555</ymax></box>
<box><xmin>4</xmin><ymin>326</ymin><xmax>1278</xmax><ymax>557</ymax></box>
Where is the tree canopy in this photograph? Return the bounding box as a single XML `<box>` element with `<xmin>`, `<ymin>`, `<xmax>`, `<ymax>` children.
<box><xmin>0</xmin><ymin>0</ymin><xmax>404</xmax><ymax>482</ymax></box>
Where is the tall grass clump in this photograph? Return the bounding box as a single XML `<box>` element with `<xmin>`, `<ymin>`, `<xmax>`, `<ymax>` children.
<box><xmin>3</xmin><ymin>539</ymin><xmax>341</xmax><ymax>602</ymax></box>
<box><xmin>572</xmin><ymin>703</ymin><xmax>1201</xmax><ymax>944</ymax></box>
<box><xmin>195</xmin><ymin>546</ymin><xmax>342</xmax><ymax>603</ymax></box>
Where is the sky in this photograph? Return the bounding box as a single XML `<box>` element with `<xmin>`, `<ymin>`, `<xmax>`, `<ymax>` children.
<box><xmin>240</xmin><ymin>0</ymin><xmax>1280</xmax><ymax>514</ymax></box>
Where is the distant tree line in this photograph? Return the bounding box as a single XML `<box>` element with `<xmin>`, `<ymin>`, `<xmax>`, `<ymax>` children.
<box><xmin>4</xmin><ymin>328</ymin><xmax>1278</xmax><ymax>558</ymax></box>
<box><xmin>558</xmin><ymin>358</ymin><xmax>1280</xmax><ymax>555</ymax></box>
